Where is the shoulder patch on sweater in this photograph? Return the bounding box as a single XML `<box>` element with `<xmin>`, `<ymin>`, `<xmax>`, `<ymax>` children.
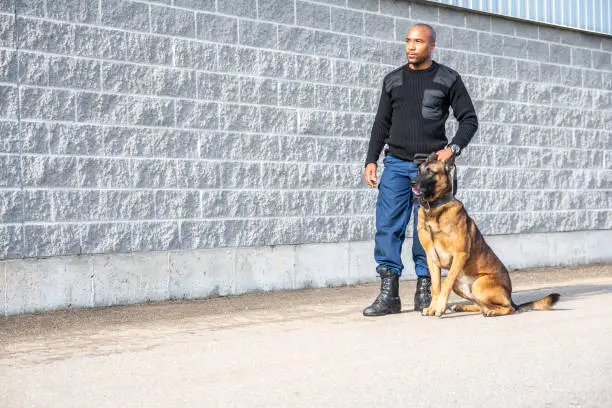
<box><xmin>433</xmin><ymin>64</ymin><xmax>458</xmax><ymax>88</ymax></box>
<box><xmin>384</xmin><ymin>67</ymin><xmax>404</xmax><ymax>93</ymax></box>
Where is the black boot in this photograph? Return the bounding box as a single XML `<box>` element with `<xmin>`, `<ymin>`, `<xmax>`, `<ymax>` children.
<box><xmin>414</xmin><ymin>276</ymin><xmax>432</xmax><ymax>312</ymax></box>
<box><xmin>363</xmin><ymin>267</ymin><xmax>401</xmax><ymax>317</ymax></box>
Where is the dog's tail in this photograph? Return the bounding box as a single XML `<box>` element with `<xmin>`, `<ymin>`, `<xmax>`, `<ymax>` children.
<box><xmin>514</xmin><ymin>293</ymin><xmax>561</xmax><ymax>312</ymax></box>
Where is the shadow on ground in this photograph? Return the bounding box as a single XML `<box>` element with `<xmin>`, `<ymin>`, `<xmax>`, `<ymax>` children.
<box><xmin>1</xmin><ymin>264</ymin><xmax>611</xmax><ymax>342</ymax></box>
<box><xmin>1</xmin><ymin>266</ymin><xmax>611</xmax><ymax>366</ymax></box>
<box><xmin>513</xmin><ymin>283</ymin><xmax>612</xmax><ymax>303</ymax></box>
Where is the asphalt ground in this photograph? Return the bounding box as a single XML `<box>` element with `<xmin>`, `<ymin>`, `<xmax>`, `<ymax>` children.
<box><xmin>1</xmin><ymin>263</ymin><xmax>611</xmax><ymax>408</ymax></box>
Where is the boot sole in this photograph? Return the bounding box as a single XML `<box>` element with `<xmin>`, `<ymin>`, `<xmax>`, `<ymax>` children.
<box><xmin>362</xmin><ymin>304</ymin><xmax>402</xmax><ymax>317</ymax></box>
<box><xmin>363</xmin><ymin>309</ymin><xmax>401</xmax><ymax>317</ymax></box>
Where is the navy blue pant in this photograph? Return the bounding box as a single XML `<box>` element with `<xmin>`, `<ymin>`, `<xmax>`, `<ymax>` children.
<box><xmin>374</xmin><ymin>155</ymin><xmax>429</xmax><ymax>277</ymax></box>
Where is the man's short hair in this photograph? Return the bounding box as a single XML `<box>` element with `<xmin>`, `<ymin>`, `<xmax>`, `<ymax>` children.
<box><xmin>411</xmin><ymin>23</ymin><xmax>437</xmax><ymax>44</ymax></box>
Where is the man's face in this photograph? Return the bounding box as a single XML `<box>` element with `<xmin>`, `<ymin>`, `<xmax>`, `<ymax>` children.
<box><xmin>405</xmin><ymin>26</ymin><xmax>435</xmax><ymax>65</ymax></box>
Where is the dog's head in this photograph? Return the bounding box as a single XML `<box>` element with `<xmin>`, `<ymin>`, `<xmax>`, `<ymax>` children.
<box><xmin>411</xmin><ymin>153</ymin><xmax>454</xmax><ymax>202</ymax></box>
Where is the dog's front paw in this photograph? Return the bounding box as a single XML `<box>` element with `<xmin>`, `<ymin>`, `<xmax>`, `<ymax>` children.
<box><xmin>434</xmin><ymin>300</ymin><xmax>448</xmax><ymax>318</ymax></box>
<box><xmin>422</xmin><ymin>307</ymin><xmax>436</xmax><ymax>316</ymax></box>
<box><xmin>483</xmin><ymin>310</ymin><xmax>498</xmax><ymax>317</ymax></box>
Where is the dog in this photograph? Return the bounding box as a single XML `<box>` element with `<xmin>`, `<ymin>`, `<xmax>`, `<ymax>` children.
<box><xmin>411</xmin><ymin>153</ymin><xmax>560</xmax><ymax>317</ymax></box>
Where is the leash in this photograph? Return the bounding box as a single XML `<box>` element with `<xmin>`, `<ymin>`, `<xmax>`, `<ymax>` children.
<box><xmin>452</xmin><ymin>164</ymin><xmax>457</xmax><ymax>196</ymax></box>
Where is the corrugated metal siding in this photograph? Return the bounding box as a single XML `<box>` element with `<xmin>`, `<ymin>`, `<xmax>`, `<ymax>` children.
<box><xmin>425</xmin><ymin>0</ymin><xmax>612</xmax><ymax>35</ymax></box>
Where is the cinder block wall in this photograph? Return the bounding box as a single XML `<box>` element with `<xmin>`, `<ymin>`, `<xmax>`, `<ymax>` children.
<box><xmin>0</xmin><ymin>1</ymin><xmax>610</xmax><ymax>312</ymax></box>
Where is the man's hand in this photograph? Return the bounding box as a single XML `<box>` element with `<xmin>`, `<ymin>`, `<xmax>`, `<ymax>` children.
<box><xmin>436</xmin><ymin>147</ymin><xmax>454</xmax><ymax>162</ymax></box>
<box><xmin>364</xmin><ymin>163</ymin><xmax>377</xmax><ymax>187</ymax></box>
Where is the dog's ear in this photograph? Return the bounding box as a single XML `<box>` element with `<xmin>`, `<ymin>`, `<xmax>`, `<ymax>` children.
<box><xmin>426</xmin><ymin>152</ymin><xmax>438</xmax><ymax>163</ymax></box>
<box><xmin>445</xmin><ymin>154</ymin><xmax>456</xmax><ymax>170</ymax></box>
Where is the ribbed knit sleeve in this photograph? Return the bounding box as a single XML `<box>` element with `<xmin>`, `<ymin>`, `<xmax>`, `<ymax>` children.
<box><xmin>365</xmin><ymin>83</ymin><xmax>392</xmax><ymax>165</ymax></box>
<box><xmin>448</xmin><ymin>75</ymin><xmax>478</xmax><ymax>149</ymax></box>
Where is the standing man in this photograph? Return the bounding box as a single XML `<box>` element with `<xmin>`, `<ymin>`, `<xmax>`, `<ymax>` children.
<box><xmin>363</xmin><ymin>24</ymin><xmax>478</xmax><ymax>316</ymax></box>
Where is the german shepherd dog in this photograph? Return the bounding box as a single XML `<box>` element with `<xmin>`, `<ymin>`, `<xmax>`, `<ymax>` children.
<box><xmin>411</xmin><ymin>153</ymin><xmax>560</xmax><ymax>317</ymax></box>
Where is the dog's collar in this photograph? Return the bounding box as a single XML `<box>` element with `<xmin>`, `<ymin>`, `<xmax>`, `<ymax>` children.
<box><xmin>419</xmin><ymin>193</ymin><xmax>455</xmax><ymax>212</ymax></box>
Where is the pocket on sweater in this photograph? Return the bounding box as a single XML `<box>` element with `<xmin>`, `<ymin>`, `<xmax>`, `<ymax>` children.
<box><xmin>422</xmin><ymin>89</ymin><xmax>445</xmax><ymax>120</ymax></box>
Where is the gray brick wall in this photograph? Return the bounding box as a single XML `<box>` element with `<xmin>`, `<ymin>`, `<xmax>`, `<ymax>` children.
<box><xmin>0</xmin><ymin>0</ymin><xmax>611</xmax><ymax>260</ymax></box>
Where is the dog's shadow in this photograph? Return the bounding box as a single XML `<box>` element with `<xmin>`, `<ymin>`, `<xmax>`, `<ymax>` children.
<box><xmin>429</xmin><ymin>283</ymin><xmax>612</xmax><ymax>319</ymax></box>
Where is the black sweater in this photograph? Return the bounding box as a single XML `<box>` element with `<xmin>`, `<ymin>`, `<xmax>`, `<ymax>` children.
<box><xmin>365</xmin><ymin>61</ymin><xmax>478</xmax><ymax>164</ymax></box>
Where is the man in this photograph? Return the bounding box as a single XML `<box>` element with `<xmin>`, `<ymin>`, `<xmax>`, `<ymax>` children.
<box><xmin>363</xmin><ymin>24</ymin><xmax>478</xmax><ymax>316</ymax></box>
